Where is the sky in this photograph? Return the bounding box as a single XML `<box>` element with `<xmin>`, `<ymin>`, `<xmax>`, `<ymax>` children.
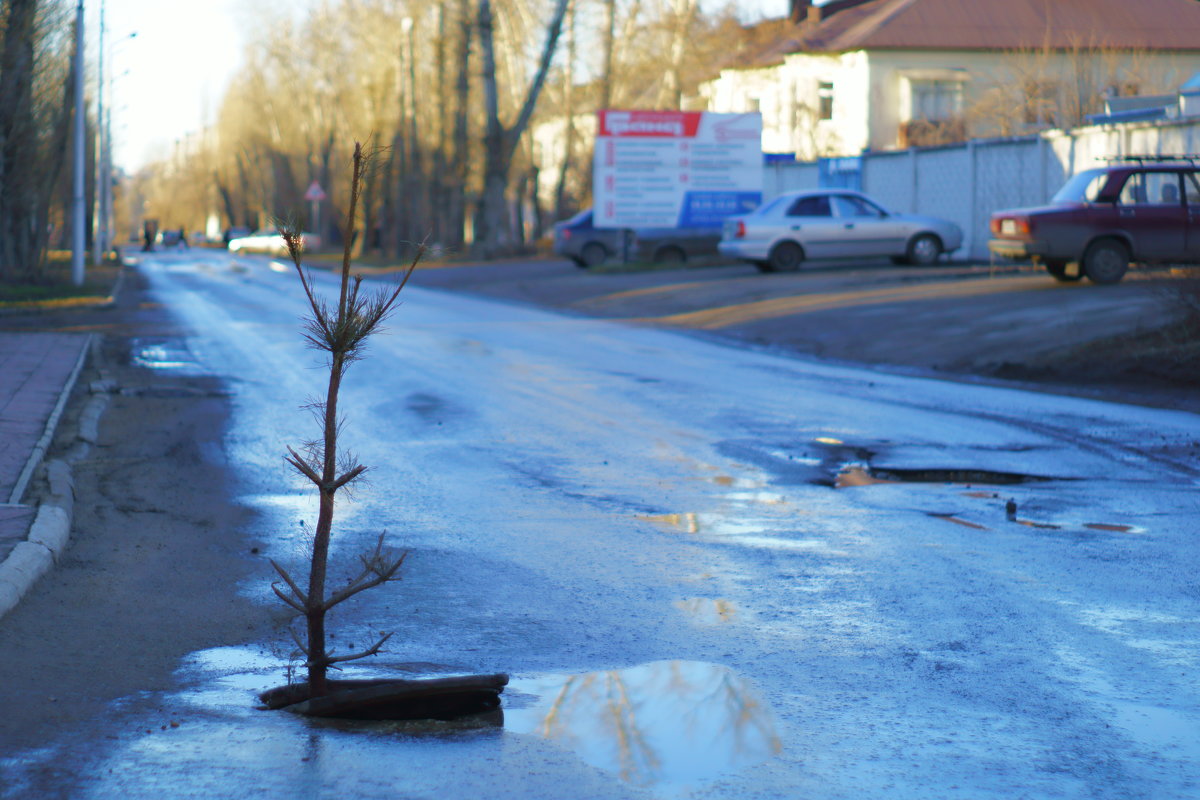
<box><xmin>94</xmin><ymin>0</ymin><xmax>795</xmax><ymax>173</ymax></box>
<box><xmin>95</xmin><ymin>0</ymin><xmax>249</xmax><ymax>171</ymax></box>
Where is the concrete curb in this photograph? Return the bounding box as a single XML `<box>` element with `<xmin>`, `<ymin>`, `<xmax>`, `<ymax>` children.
<box><xmin>7</xmin><ymin>334</ymin><xmax>93</xmax><ymax>505</ymax></box>
<box><xmin>0</xmin><ymin>337</ymin><xmax>104</xmax><ymax>622</ymax></box>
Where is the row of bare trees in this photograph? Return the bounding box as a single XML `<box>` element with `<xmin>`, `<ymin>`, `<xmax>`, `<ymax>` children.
<box><xmin>133</xmin><ymin>0</ymin><xmax>756</xmax><ymax>260</ymax></box>
<box><xmin>0</xmin><ymin>0</ymin><xmax>78</xmax><ymax>282</ymax></box>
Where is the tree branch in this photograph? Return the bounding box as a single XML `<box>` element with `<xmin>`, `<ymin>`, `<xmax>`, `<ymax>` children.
<box><xmin>285</xmin><ymin>445</ymin><xmax>322</xmax><ymax>486</ymax></box>
<box><xmin>323</xmin><ymin>536</ymin><xmax>406</xmax><ymax>610</ymax></box>
<box><xmin>270</xmin><ymin>559</ymin><xmax>310</xmax><ymax>608</ymax></box>
<box><xmin>331</xmin><ymin>464</ymin><xmax>367</xmax><ymax>491</ymax></box>
<box><xmin>325</xmin><ymin>632</ymin><xmax>394</xmax><ymax>666</ymax></box>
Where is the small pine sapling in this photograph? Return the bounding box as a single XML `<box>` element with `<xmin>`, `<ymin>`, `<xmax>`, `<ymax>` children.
<box><xmin>269</xmin><ymin>142</ymin><xmax>421</xmax><ymax>698</ymax></box>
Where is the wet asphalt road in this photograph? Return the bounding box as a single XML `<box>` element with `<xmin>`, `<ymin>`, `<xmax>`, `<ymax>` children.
<box><xmin>2</xmin><ymin>249</ymin><xmax>1199</xmax><ymax>798</ymax></box>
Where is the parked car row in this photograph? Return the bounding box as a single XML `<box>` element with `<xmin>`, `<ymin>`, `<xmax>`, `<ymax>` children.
<box><xmin>554</xmin><ymin>191</ymin><xmax>964</xmax><ymax>272</ymax></box>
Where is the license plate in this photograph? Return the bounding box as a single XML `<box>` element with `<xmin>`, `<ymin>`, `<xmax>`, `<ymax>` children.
<box><xmin>1000</xmin><ymin>219</ymin><xmax>1017</xmax><ymax>235</ymax></box>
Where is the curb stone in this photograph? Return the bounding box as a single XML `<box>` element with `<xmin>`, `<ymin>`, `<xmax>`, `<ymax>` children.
<box><xmin>0</xmin><ymin>337</ymin><xmax>107</xmax><ymax>622</ymax></box>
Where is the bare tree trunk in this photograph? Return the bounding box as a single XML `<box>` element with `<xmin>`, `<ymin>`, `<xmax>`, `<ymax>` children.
<box><xmin>432</xmin><ymin>0</ymin><xmax>450</xmax><ymax>247</ymax></box>
<box><xmin>448</xmin><ymin>0</ymin><xmax>472</xmax><ymax>250</ymax></box>
<box><xmin>0</xmin><ymin>0</ymin><xmax>38</xmax><ymax>280</ymax></box>
<box><xmin>214</xmin><ymin>172</ymin><xmax>238</xmax><ymax>229</ymax></box>
<box><xmin>475</xmin><ymin>0</ymin><xmax>568</xmax><ymax>257</ymax></box>
<box><xmin>553</xmin><ymin>0</ymin><xmax>577</xmax><ymax>221</ymax></box>
<box><xmin>599</xmin><ymin>0</ymin><xmax>615</xmax><ymax>112</ymax></box>
<box><xmin>660</xmin><ymin>0</ymin><xmax>696</xmax><ymax>108</ymax></box>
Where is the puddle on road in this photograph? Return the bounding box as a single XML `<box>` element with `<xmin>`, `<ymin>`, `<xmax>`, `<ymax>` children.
<box><xmin>675</xmin><ymin>597</ymin><xmax>738</xmax><ymax>624</ymax></box>
<box><xmin>835</xmin><ymin>464</ymin><xmax>896</xmax><ymax>488</ymax></box>
<box><xmin>130</xmin><ymin>337</ymin><xmax>206</xmax><ymax>373</ymax></box>
<box><xmin>1084</xmin><ymin>523</ymin><xmax>1140</xmax><ymax>533</ymax></box>
<box><xmin>835</xmin><ymin>462</ymin><xmax>1054</xmax><ymax>487</ymax></box>
<box><xmin>927</xmin><ymin>512</ymin><xmax>989</xmax><ymax>530</ymax></box>
<box><xmin>506</xmin><ymin>660</ymin><xmax>781</xmax><ymax>788</ymax></box>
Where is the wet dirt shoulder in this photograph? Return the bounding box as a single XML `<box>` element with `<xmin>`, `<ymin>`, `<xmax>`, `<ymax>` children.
<box><xmin>0</xmin><ymin>272</ymin><xmax>274</xmax><ymax>755</ymax></box>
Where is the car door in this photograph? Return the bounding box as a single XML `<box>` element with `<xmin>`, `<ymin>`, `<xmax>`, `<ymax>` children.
<box><xmin>1114</xmin><ymin>171</ymin><xmax>1187</xmax><ymax>260</ymax></box>
<box><xmin>783</xmin><ymin>194</ymin><xmax>843</xmax><ymax>258</ymax></box>
<box><xmin>1185</xmin><ymin>171</ymin><xmax>1200</xmax><ymax>260</ymax></box>
<box><xmin>830</xmin><ymin>194</ymin><xmax>906</xmax><ymax>257</ymax></box>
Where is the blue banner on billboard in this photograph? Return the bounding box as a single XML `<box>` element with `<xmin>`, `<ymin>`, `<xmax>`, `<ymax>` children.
<box><xmin>677</xmin><ymin>191</ymin><xmax>763</xmax><ymax>228</ymax></box>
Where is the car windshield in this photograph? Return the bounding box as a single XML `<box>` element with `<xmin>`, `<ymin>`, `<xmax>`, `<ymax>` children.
<box><xmin>1051</xmin><ymin>168</ymin><xmax>1107</xmax><ymax>203</ymax></box>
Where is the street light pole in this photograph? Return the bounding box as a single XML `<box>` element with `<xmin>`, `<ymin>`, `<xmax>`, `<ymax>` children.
<box><xmin>71</xmin><ymin>0</ymin><xmax>86</xmax><ymax>286</ymax></box>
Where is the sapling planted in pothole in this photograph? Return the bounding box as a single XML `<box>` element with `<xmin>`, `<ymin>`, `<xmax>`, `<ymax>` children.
<box><xmin>267</xmin><ymin>142</ymin><xmax>419</xmax><ymax>700</ymax></box>
<box><xmin>261</xmin><ymin>142</ymin><xmax>508</xmax><ymax>720</ymax></box>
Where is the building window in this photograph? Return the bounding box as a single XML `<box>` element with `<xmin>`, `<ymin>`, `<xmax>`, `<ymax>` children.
<box><xmin>909</xmin><ymin>79</ymin><xmax>963</xmax><ymax>122</ymax></box>
<box><xmin>817</xmin><ymin>81</ymin><xmax>834</xmax><ymax>120</ymax></box>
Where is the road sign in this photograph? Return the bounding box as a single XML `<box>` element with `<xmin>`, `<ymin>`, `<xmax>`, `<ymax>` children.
<box><xmin>304</xmin><ymin>181</ymin><xmax>326</xmax><ymax>202</ymax></box>
<box><xmin>592</xmin><ymin>110</ymin><xmax>763</xmax><ymax>229</ymax></box>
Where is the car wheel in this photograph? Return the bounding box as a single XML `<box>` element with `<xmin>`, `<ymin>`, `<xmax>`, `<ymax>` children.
<box><xmin>1082</xmin><ymin>239</ymin><xmax>1129</xmax><ymax>285</ymax></box>
<box><xmin>768</xmin><ymin>241</ymin><xmax>804</xmax><ymax>272</ymax></box>
<box><xmin>1043</xmin><ymin>260</ymin><xmax>1082</xmax><ymax>282</ymax></box>
<box><xmin>654</xmin><ymin>245</ymin><xmax>686</xmax><ymax>265</ymax></box>
<box><xmin>581</xmin><ymin>242</ymin><xmax>608</xmax><ymax>268</ymax></box>
<box><xmin>905</xmin><ymin>233</ymin><xmax>942</xmax><ymax>266</ymax></box>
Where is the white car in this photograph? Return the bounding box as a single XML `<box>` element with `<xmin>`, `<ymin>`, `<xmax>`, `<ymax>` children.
<box><xmin>719</xmin><ymin>189</ymin><xmax>963</xmax><ymax>273</ymax></box>
<box><xmin>227</xmin><ymin>230</ymin><xmax>322</xmax><ymax>256</ymax></box>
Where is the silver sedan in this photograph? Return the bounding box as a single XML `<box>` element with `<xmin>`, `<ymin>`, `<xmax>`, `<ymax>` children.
<box><xmin>719</xmin><ymin>189</ymin><xmax>963</xmax><ymax>272</ymax></box>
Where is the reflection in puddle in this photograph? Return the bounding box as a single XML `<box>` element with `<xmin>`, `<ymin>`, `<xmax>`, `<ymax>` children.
<box><xmin>927</xmin><ymin>512</ymin><xmax>988</xmax><ymax>530</ymax></box>
<box><xmin>676</xmin><ymin>597</ymin><xmax>737</xmax><ymax>624</ymax></box>
<box><xmin>506</xmin><ymin>661</ymin><xmax>780</xmax><ymax>787</ymax></box>
<box><xmin>1084</xmin><ymin>522</ymin><xmax>1139</xmax><ymax>533</ymax></box>
<box><xmin>835</xmin><ymin>464</ymin><xmax>895</xmax><ymax>488</ymax></box>
<box><xmin>130</xmin><ymin>337</ymin><xmax>205</xmax><ymax>373</ymax></box>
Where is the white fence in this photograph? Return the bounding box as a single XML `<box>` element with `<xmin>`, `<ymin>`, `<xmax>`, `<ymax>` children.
<box><xmin>762</xmin><ymin>118</ymin><xmax>1200</xmax><ymax>261</ymax></box>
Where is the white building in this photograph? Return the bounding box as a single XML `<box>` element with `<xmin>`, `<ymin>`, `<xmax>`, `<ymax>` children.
<box><xmin>700</xmin><ymin>0</ymin><xmax>1200</xmax><ymax>159</ymax></box>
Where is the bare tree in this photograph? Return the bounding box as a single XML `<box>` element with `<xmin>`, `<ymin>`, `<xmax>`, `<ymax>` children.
<box><xmin>269</xmin><ymin>142</ymin><xmax>420</xmax><ymax>698</ymax></box>
<box><xmin>474</xmin><ymin>0</ymin><xmax>569</xmax><ymax>256</ymax></box>
<box><xmin>969</xmin><ymin>34</ymin><xmax>1177</xmax><ymax>136</ymax></box>
<box><xmin>0</xmin><ymin>0</ymin><xmax>73</xmax><ymax>281</ymax></box>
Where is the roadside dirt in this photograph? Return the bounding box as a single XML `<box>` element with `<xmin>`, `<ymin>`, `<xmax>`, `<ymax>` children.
<box><xmin>0</xmin><ymin>270</ymin><xmax>276</xmax><ymax>755</ymax></box>
<box><xmin>405</xmin><ymin>257</ymin><xmax>1200</xmax><ymax>414</ymax></box>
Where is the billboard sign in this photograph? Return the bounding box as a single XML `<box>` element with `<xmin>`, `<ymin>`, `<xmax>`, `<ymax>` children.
<box><xmin>593</xmin><ymin>110</ymin><xmax>763</xmax><ymax>229</ymax></box>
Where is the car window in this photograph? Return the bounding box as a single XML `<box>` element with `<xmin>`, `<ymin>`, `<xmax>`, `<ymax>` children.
<box><xmin>1051</xmin><ymin>168</ymin><xmax>1107</xmax><ymax>203</ymax></box>
<box><xmin>1185</xmin><ymin>173</ymin><xmax>1200</xmax><ymax>206</ymax></box>
<box><xmin>1118</xmin><ymin>172</ymin><xmax>1180</xmax><ymax>206</ymax></box>
<box><xmin>833</xmin><ymin>195</ymin><xmax>885</xmax><ymax>218</ymax></box>
<box><xmin>787</xmin><ymin>195</ymin><xmax>832</xmax><ymax>217</ymax></box>
<box><xmin>755</xmin><ymin>195</ymin><xmax>791</xmax><ymax>216</ymax></box>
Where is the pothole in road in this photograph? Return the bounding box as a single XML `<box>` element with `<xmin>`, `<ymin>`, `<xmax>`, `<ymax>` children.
<box><xmin>505</xmin><ymin>660</ymin><xmax>781</xmax><ymax>788</ymax></box>
<box><xmin>835</xmin><ymin>463</ymin><xmax>1058</xmax><ymax>488</ymax></box>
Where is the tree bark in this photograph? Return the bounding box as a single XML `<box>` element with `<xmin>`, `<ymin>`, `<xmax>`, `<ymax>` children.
<box><xmin>474</xmin><ymin>0</ymin><xmax>568</xmax><ymax>257</ymax></box>
<box><xmin>0</xmin><ymin>0</ymin><xmax>38</xmax><ymax>280</ymax></box>
<box><xmin>448</xmin><ymin>0</ymin><xmax>472</xmax><ymax>250</ymax></box>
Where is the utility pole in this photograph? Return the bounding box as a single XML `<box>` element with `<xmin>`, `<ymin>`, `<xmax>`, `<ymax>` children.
<box><xmin>72</xmin><ymin>0</ymin><xmax>86</xmax><ymax>286</ymax></box>
<box><xmin>92</xmin><ymin>0</ymin><xmax>105</xmax><ymax>266</ymax></box>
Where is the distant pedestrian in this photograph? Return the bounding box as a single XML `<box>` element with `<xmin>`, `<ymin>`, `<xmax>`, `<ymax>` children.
<box><xmin>179</xmin><ymin>228</ymin><xmax>190</xmax><ymax>249</ymax></box>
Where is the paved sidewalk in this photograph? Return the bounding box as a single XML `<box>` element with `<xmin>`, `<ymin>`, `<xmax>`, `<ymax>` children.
<box><xmin>0</xmin><ymin>332</ymin><xmax>92</xmax><ymax>613</ymax></box>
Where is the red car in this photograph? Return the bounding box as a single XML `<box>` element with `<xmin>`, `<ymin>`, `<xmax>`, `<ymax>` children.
<box><xmin>988</xmin><ymin>156</ymin><xmax>1200</xmax><ymax>284</ymax></box>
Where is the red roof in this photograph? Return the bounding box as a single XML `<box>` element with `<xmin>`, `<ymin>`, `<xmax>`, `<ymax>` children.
<box><xmin>747</xmin><ymin>0</ymin><xmax>1200</xmax><ymax>64</ymax></box>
